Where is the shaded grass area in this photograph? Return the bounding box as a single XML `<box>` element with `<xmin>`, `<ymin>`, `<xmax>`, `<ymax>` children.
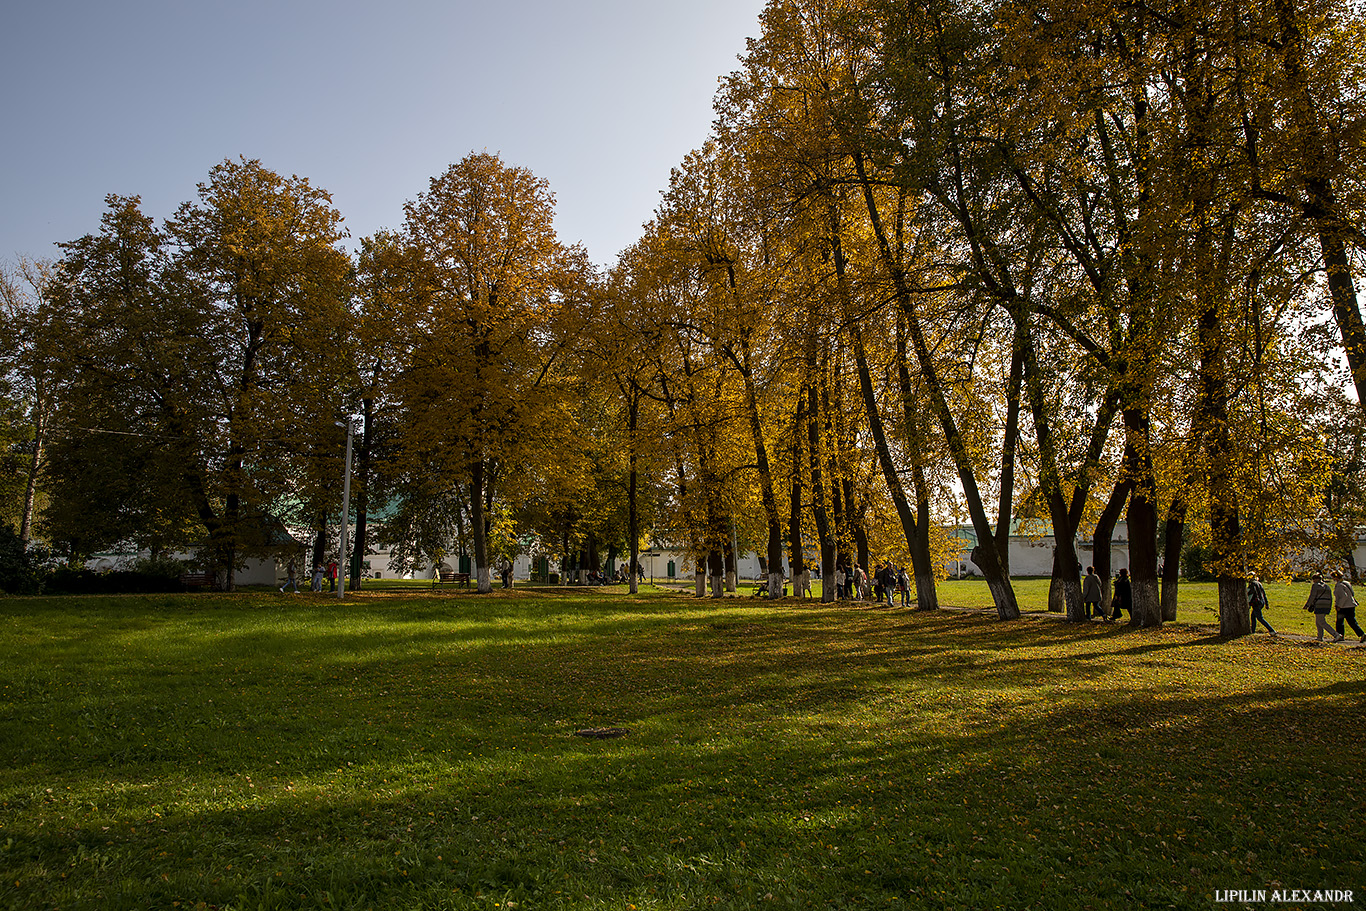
<box><xmin>0</xmin><ymin>588</ymin><xmax>1361</xmax><ymax>910</ymax></box>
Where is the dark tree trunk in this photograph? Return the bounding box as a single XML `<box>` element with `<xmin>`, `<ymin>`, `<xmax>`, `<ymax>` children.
<box><xmin>852</xmin><ymin>150</ymin><xmax>1018</xmax><ymax>619</ymax></box>
<box><xmin>1019</xmin><ymin>320</ymin><xmax>1082</xmax><ymax>619</ymax></box>
<box><xmin>1094</xmin><ymin>479</ymin><xmax>1132</xmax><ymax>618</ymax></box>
<box><xmin>911</xmin><ymin>465</ymin><xmax>938</xmax><ymax>610</ymax></box>
<box><xmin>349</xmin><ymin>397</ymin><xmax>373</xmax><ymax>591</ymax></box>
<box><xmin>469</xmin><ymin>459</ymin><xmax>492</xmax><ymax>593</ymax></box>
<box><xmin>807</xmin><ymin>381</ymin><xmax>835</xmax><ymax>603</ymax></box>
<box><xmin>844</xmin><ymin>476</ymin><xmax>870</xmax><ymax>576</ymax></box>
<box><xmin>1273</xmin><ymin>0</ymin><xmax>1366</xmax><ymax>413</ymax></box>
<box><xmin>788</xmin><ymin>392</ymin><xmax>808</xmax><ymax>596</ymax></box>
<box><xmin>734</xmin><ymin>339</ymin><xmax>785</xmax><ymax>600</ymax></box>
<box><xmin>628</xmin><ymin>392</ymin><xmax>640</xmax><ymax>594</ymax></box>
<box><xmin>894</xmin><ymin>309</ymin><xmax>940</xmax><ymax>610</ymax></box>
<box><xmin>850</xmin><ymin>322</ymin><xmax>923</xmax><ymax>604</ymax></box>
<box><xmin>1122</xmin><ymin>412</ymin><xmax>1161</xmax><ymax>626</ymax></box>
<box><xmin>995</xmin><ymin>323</ymin><xmax>1026</xmax><ymax>577</ymax></box>
<box><xmin>1160</xmin><ymin>496</ymin><xmax>1186</xmax><ymax>623</ymax></box>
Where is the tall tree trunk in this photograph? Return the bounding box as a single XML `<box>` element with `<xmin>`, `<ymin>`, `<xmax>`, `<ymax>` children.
<box><xmin>349</xmin><ymin>397</ymin><xmax>373</xmax><ymax>591</ymax></box>
<box><xmin>808</xmin><ymin>380</ymin><xmax>836</xmax><ymax>603</ymax></box>
<box><xmin>788</xmin><ymin>392</ymin><xmax>808</xmax><ymax>597</ymax></box>
<box><xmin>1161</xmin><ymin>493</ymin><xmax>1187</xmax><ymax>623</ymax></box>
<box><xmin>628</xmin><ymin>389</ymin><xmax>640</xmax><ymax>595</ymax></box>
<box><xmin>734</xmin><ymin>338</ymin><xmax>785</xmax><ymax>600</ymax></box>
<box><xmin>1199</xmin><ymin>291</ymin><xmax>1250</xmax><ymax>636</ymax></box>
<box><xmin>560</xmin><ymin>511</ymin><xmax>573</xmax><ymax>586</ymax></box>
<box><xmin>995</xmin><ymin>324</ymin><xmax>1026</xmax><ymax>576</ymax></box>
<box><xmin>910</xmin><ymin>465</ymin><xmax>938</xmax><ymax>610</ymax></box>
<box><xmin>1273</xmin><ymin>0</ymin><xmax>1366</xmax><ymax>412</ymax></box>
<box><xmin>852</xmin><ymin>151</ymin><xmax>1018</xmax><ymax>618</ymax></box>
<box><xmin>894</xmin><ymin>309</ymin><xmax>940</xmax><ymax>610</ymax></box>
<box><xmin>1019</xmin><ymin>319</ymin><xmax>1083</xmax><ymax>620</ymax></box>
<box><xmin>1095</xmin><ymin>478</ymin><xmax>1133</xmax><ymax>618</ymax></box>
<box><xmin>724</xmin><ymin>526</ymin><xmax>737</xmax><ymax>593</ymax></box>
<box><xmin>851</xmin><ymin>322</ymin><xmax>924</xmax><ymax>597</ymax></box>
<box><xmin>18</xmin><ymin>405</ymin><xmax>46</xmax><ymax>547</ymax></box>
<box><xmin>469</xmin><ymin>460</ymin><xmax>492</xmax><ymax>593</ymax></box>
<box><xmin>311</xmin><ymin>518</ymin><xmax>327</xmax><ymax>576</ymax></box>
<box><xmin>1122</xmin><ymin>412</ymin><xmax>1160</xmax><ymax>626</ymax></box>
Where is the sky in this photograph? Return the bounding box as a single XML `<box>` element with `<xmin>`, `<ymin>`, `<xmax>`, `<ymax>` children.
<box><xmin>1</xmin><ymin>0</ymin><xmax>768</xmax><ymax>271</ymax></box>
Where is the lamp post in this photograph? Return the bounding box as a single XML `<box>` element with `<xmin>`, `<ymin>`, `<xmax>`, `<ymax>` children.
<box><xmin>337</xmin><ymin>419</ymin><xmax>355</xmax><ymax>600</ymax></box>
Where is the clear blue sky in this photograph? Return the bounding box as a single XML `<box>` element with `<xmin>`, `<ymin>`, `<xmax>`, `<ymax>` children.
<box><xmin>1</xmin><ymin>0</ymin><xmax>767</xmax><ymax>270</ymax></box>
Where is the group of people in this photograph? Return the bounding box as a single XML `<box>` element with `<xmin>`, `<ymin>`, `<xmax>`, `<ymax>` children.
<box><xmin>1082</xmin><ymin>564</ymin><xmax>1365</xmax><ymax>640</ymax></box>
<box><xmin>1247</xmin><ymin>568</ymin><xmax>1362</xmax><ymax>641</ymax></box>
<box><xmin>831</xmin><ymin>561</ymin><xmax>912</xmax><ymax>607</ymax></box>
<box><xmin>278</xmin><ymin>559</ymin><xmax>338</xmax><ymax>593</ymax></box>
<box><xmin>1298</xmin><ymin>570</ymin><xmax>1364</xmax><ymax>642</ymax></box>
<box><xmin>1081</xmin><ymin>565</ymin><xmax>1131</xmax><ymax>621</ymax></box>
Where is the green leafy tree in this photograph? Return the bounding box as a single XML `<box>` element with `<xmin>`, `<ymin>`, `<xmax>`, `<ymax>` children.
<box><xmin>45</xmin><ymin>159</ymin><xmax>354</xmax><ymax>586</ymax></box>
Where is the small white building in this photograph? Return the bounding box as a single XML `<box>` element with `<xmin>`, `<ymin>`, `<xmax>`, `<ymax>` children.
<box><xmin>946</xmin><ymin>521</ymin><xmax>1133</xmax><ymax>578</ymax></box>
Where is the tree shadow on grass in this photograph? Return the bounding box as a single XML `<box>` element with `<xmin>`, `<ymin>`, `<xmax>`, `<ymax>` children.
<box><xmin>6</xmin><ymin>651</ymin><xmax>1363</xmax><ymax>911</ymax></box>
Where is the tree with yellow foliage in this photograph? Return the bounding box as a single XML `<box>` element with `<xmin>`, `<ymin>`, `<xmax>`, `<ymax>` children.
<box><xmin>380</xmin><ymin>153</ymin><xmax>590</xmax><ymax>593</ymax></box>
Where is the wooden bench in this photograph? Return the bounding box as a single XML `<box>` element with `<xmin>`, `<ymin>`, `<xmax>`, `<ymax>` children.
<box><xmin>433</xmin><ymin>570</ymin><xmax>471</xmax><ymax>588</ymax></box>
<box><xmin>179</xmin><ymin>572</ymin><xmax>214</xmax><ymax>590</ymax></box>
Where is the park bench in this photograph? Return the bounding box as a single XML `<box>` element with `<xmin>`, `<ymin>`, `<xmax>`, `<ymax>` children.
<box><xmin>433</xmin><ymin>570</ymin><xmax>471</xmax><ymax>588</ymax></box>
<box><xmin>179</xmin><ymin>571</ymin><xmax>214</xmax><ymax>591</ymax></box>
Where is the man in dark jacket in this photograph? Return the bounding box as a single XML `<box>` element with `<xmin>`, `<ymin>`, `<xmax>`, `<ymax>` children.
<box><xmin>1248</xmin><ymin>572</ymin><xmax>1275</xmax><ymax>635</ymax></box>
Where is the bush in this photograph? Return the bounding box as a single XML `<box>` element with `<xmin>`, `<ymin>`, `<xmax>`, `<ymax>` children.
<box><xmin>0</xmin><ymin>524</ymin><xmax>47</xmax><ymax>594</ymax></box>
<box><xmin>45</xmin><ymin>564</ymin><xmax>187</xmax><ymax>595</ymax></box>
<box><xmin>1180</xmin><ymin>542</ymin><xmax>1218</xmax><ymax>582</ymax></box>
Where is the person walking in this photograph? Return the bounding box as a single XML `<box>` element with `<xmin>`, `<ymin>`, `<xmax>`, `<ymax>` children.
<box><xmin>879</xmin><ymin>563</ymin><xmax>895</xmax><ymax>607</ymax></box>
<box><xmin>897</xmin><ymin>565</ymin><xmax>911</xmax><ymax>607</ymax></box>
<box><xmin>326</xmin><ymin>560</ymin><xmax>339</xmax><ymax>592</ymax></box>
<box><xmin>1247</xmin><ymin>572</ymin><xmax>1275</xmax><ymax>635</ymax></box>
<box><xmin>279</xmin><ymin>559</ymin><xmax>299</xmax><ymax>593</ymax></box>
<box><xmin>310</xmin><ymin>562</ymin><xmax>325</xmax><ymax>592</ymax></box>
<box><xmin>1112</xmin><ymin>568</ymin><xmax>1132</xmax><ymax>623</ymax></box>
<box><xmin>1082</xmin><ymin>566</ymin><xmax>1103</xmax><ymax>620</ymax></box>
<box><xmin>1304</xmin><ymin>572</ymin><xmax>1338</xmax><ymax>642</ymax></box>
<box><xmin>1332</xmin><ymin>571</ymin><xmax>1364</xmax><ymax>642</ymax></box>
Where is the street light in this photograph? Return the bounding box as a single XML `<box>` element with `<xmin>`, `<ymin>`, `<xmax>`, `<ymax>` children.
<box><xmin>336</xmin><ymin>419</ymin><xmax>356</xmax><ymax>600</ymax></box>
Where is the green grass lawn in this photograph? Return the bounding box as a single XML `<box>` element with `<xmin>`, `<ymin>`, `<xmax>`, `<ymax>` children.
<box><xmin>1</xmin><ymin>585</ymin><xmax>1361</xmax><ymax>910</ymax></box>
<box><xmin>934</xmin><ymin>578</ymin><xmax>1344</xmax><ymax>637</ymax></box>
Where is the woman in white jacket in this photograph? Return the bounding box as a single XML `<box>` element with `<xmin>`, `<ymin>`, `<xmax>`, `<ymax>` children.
<box><xmin>1332</xmin><ymin>571</ymin><xmax>1364</xmax><ymax>641</ymax></box>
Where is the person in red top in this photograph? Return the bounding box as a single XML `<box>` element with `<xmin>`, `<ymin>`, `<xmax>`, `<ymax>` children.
<box><xmin>327</xmin><ymin>560</ymin><xmax>338</xmax><ymax>592</ymax></box>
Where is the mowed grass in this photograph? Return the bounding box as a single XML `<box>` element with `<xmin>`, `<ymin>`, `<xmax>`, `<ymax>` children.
<box><xmin>937</xmin><ymin>578</ymin><xmax>1346</xmax><ymax>637</ymax></box>
<box><xmin>0</xmin><ymin>586</ymin><xmax>1361</xmax><ymax>911</ymax></box>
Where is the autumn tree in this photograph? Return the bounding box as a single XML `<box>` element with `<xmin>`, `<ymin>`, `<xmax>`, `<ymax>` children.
<box><xmin>44</xmin><ymin>159</ymin><xmax>354</xmax><ymax>585</ymax></box>
<box><xmin>380</xmin><ymin>152</ymin><xmax>589</xmax><ymax>593</ymax></box>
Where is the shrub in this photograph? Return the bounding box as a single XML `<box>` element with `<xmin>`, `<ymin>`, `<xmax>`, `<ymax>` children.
<box><xmin>0</xmin><ymin>523</ymin><xmax>46</xmax><ymax>594</ymax></box>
